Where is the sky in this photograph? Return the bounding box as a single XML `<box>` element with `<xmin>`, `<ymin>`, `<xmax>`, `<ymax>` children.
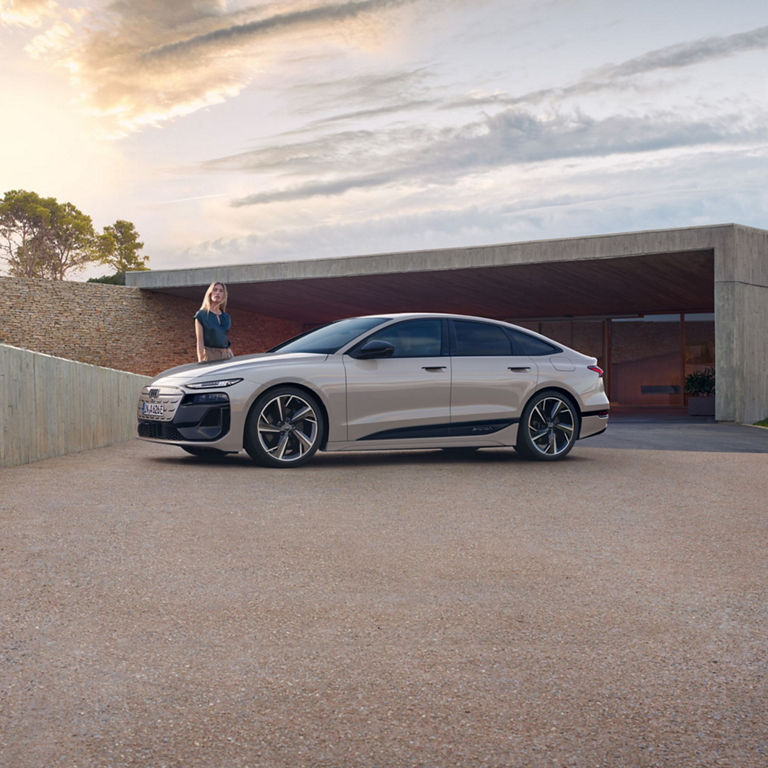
<box><xmin>1</xmin><ymin>0</ymin><xmax>767</xmax><ymax>279</ymax></box>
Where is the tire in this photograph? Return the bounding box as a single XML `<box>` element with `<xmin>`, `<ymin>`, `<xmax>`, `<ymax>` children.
<box><xmin>244</xmin><ymin>386</ymin><xmax>324</xmax><ymax>468</ymax></box>
<box><xmin>515</xmin><ymin>390</ymin><xmax>579</xmax><ymax>461</ymax></box>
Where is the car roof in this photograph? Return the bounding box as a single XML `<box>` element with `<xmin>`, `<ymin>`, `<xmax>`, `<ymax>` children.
<box><xmin>357</xmin><ymin>312</ymin><xmax>512</xmax><ymax>323</ymax></box>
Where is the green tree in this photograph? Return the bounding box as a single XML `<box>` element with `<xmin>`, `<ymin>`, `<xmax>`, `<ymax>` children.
<box><xmin>97</xmin><ymin>219</ymin><xmax>148</xmax><ymax>274</ymax></box>
<box><xmin>0</xmin><ymin>190</ymin><xmax>97</xmax><ymax>279</ymax></box>
<box><xmin>0</xmin><ymin>189</ymin><xmax>54</xmax><ymax>278</ymax></box>
<box><xmin>1</xmin><ymin>190</ymin><xmax>147</xmax><ymax>281</ymax></box>
<box><xmin>42</xmin><ymin>201</ymin><xmax>96</xmax><ymax>280</ymax></box>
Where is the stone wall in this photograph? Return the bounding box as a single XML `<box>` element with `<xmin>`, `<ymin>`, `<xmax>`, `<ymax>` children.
<box><xmin>1</xmin><ymin>277</ymin><xmax>302</xmax><ymax>376</ymax></box>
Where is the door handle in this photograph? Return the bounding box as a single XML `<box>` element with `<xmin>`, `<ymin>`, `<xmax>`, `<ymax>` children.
<box><xmin>422</xmin><ymin>366</ymin><xmax>447</xmax><ymax>371</ymax></box>
<box><xmin>508</xmin><ymin>366</ymin><xmax>531</xmax><ymax>372</ymax></box>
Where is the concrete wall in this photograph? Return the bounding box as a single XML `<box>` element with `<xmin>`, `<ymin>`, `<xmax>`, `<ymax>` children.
<box><xmin>0</xmin><ymin>344</ymin><xmax>151</xmax><ymax>468</ymax></box>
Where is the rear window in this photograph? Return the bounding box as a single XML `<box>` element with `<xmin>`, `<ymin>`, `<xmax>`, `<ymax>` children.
<box><xmin>504</xmin><ymin>328</ymin><xmax>561</xmax><ymax>356</ymax></box>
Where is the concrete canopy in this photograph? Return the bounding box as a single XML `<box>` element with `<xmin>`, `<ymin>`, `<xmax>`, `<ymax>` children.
<box><xmin>127</xmin><ymin>224</ymin><xmax>768</xmax><ymax>423</ymax></box>
<box><xmin>128</xmin><ymin>226</ymin><xmax>722</xmax><ymax>324</ymax></box>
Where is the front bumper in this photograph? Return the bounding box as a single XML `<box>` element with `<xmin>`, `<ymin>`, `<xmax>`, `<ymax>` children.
<box><xmin>137</xmin><ymin>386</ymin><xmax>231</xmax><ymax>442</ymax></box>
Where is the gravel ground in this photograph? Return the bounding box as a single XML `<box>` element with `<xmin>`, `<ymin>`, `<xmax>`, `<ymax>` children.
<box><xmin>1</xmin><ymin>438</ymin><xmax>766</xmax><ymax>768</ymax></box>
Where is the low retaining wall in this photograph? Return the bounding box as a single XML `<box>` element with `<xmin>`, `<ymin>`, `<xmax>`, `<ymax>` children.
<box><xmin>1</xmin><ymin>344</ymin><xmax>150</xmax><ymax>468</ymax></box>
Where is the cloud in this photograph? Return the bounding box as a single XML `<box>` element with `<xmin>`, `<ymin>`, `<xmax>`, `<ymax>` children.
<box><xmin>224</xmin><ymin>107</ymin><xmax>765</xmax><ymax>206</ymax></box>
<box><xmin>168</xmin><ymin>145</ymin><xmax>768</xmax><ymax>268</ymax></box>
<box><xmin>232</xmin><ymin>172</ymin><xmax>394</xmax><ymax>205</ymax></box>
<box><xmin>307</xmin><ymin>98</ymin><xmax>434</xmax><ymax>125</ymax></box>
<box><xmin>201</xmin><ymin>19</ymin><xmax>768</xmax><ymax>208</ymax></box>
<box><xmin>0</xmin><ymin>0</ymin><xmax>57</xmax><ymax>27</ymax></box>
<box><xmin>594</xmin><ymin>24</ymin><xmax>768</xmax><ymax>79</ymax></box>
<box><xmin>424</xmin><ymin>110</ymin><xmax>758</xmax><ymax>173</ymax></box>
<box><xmin>20</xmin><ymin>1</ymin><xmax>767</xmax><ymax>142</ymax></box>
<box><xmin>444</xmin><ymin>24</ymin><xmax>768</xmax><ymax>113</ymax></box>
<box><xmin>23</xmin><ymin>17</ymin><xmax>72</xmax><ymax>56</ymax></box>
<box><xmin>204</xmin><ymin>128</ymin><xmax>379</xmax><ymax>174</ymax></box>
<box><xmin>140</xmin><ymin>0</ymin><xmax>416</xmax><ymax>64</ymax></box>
<box><xmin>285</xmin><ymin>67</ymin><xmax>432</xmax><ymax>114</ymax></box>
<box><xmin>12</xmin><ymin>0</ymin><xmax>430</xmax><ymax>134</ymax></box>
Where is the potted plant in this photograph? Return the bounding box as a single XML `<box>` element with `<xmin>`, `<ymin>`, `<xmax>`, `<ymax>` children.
<box><xmin>685</xmin><ymin>367</ymin><xmax>715</xmax><ymax>416</ymax></box>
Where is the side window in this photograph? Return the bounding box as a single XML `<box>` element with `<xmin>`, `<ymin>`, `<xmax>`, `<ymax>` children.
<box><xmin>453</xmin><ymin>320</ymin><xmax>513</xmax><ymax>356</ymax></box>
<box><xmin>505</xmin><ymin>327</ymin><xmax>560</xmax><ymax>356</ymax></box>
<box><xmin>364</xmin><ymin>319</ymin><xmax>443</xmax><ymax>357</ymax></box>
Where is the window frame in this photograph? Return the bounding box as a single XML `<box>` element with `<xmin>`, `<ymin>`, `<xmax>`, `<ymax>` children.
<box><xmin>447</xmin><ymin>318</ymin><xmax>562</xmax><ymax>357</ymax></box>
<box><xmin>503</xmin><ymin>326</ymin><xmax>561</xmax><ymax>356</ymax></box>
<box><xmin>348</xmin><ymin>318</ymin><xmax>449</xmax><ymax>359</ymax></box>
<box><xmin>449</xmin><ymin>318</ymin><xmax>515</xmax><ymax>357</ymax></box>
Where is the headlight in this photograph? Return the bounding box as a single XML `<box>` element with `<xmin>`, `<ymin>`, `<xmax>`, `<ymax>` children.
<box><xmin>186</xmin><ymin>378</ymin><xmax>243</xmax><ymax>389</ymax></box>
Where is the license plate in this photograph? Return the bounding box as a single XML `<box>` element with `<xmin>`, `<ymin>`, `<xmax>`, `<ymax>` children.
<box><xmin>142</xmin><ymin>401</ymin><xmax>164</xmax><ymax>418</ymax></box>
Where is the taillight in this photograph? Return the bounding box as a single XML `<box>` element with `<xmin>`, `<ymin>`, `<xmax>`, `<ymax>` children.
<box><xmin>588</xmin><ymin>365</ymin><xmax>604</xmax><ymax>377</ymax></box>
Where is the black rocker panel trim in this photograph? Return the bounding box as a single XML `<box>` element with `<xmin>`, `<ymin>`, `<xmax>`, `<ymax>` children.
<box><xmin>359</xmin><ymin>419</ymin><xmax>518</xmax><ymax>441</ymax></box>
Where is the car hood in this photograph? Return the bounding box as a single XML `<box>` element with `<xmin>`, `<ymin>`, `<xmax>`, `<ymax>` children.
<box><xmin>151</xmin><ymin>352</ymin><xmax>329</xmax><ymax>384</ymax></box>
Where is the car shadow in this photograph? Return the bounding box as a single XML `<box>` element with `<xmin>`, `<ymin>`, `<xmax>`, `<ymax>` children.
<box><xmin>144</xmin><ymin>446</ymin><xmax>598</xmax><ymax>469</ymax></box>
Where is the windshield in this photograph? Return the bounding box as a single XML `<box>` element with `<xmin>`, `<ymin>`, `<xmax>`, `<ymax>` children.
<box><xmin>269</xmin><ymin>316</ymin><xmax>390</xmax><ymax>354</ymax></box>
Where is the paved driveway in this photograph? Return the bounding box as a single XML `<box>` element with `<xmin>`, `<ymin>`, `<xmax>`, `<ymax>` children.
<box><xmin>591</xmin><ymin>414</ymin><xmax>768</xmax><ymax>453</ymax></box>
<box><xmin>2</xmin><ymin>428</ymin><xmax>767</xmax><ymax>767</ymax></box>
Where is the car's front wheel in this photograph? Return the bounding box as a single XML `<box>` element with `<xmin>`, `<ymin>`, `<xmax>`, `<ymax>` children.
<box><xmin>515</xmin><ymin>390</ymin><xmax>579</xmax><ymax>461</ymax></box>
<box><xmin>244</xmin><ymin>386</ymin><xmax>324</xmax><ymax>468</ymax></box>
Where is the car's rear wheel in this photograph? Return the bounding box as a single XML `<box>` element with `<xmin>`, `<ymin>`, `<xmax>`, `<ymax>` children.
<box><xmin>244</xmin><ymin>386</ymin><xmax>324</xmax><ymax>468</ymax></box>
<box><xmin>516</xmin><ymin>390</ymin><xmax>578</xmax><ymax>461</ymax></box>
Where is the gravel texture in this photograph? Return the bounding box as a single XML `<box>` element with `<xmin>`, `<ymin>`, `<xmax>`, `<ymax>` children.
<box><xmin>1</xmin><ymin>438</ymin><xmax>766</xmax><ymax>767</ymax></box>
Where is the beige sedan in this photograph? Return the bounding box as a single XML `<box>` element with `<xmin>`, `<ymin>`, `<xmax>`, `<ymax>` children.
<box><xmin>138</xmin><ymin>313</ymin><xmax>609</xmax><ymax>467</ymax></box>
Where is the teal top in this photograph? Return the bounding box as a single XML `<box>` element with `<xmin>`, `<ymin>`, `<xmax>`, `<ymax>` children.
<box><xmin>194</xmin><ymin>309</ymin><xmax>231</xmax><ymax>348</ymax></box>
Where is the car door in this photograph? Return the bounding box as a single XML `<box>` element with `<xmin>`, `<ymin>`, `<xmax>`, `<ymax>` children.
<box><xmin>343</xmin><ymin>318</ymin><xmax>450</xmax><ymax>441</ymax></box>
<box><xmin>449</xmin><ymin>319</ymin><xmax>538</xmax><ymax>428</ymax></box>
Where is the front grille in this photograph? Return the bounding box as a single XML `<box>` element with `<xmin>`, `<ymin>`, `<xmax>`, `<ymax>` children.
<box><xmin>138</xmin><ymin>421</ymin><xmax>186</xmax><ymax>441</ymax></box>
<box><xmin>137</xmin><ymin>385</ymin><xmax>184</xmax><ymax>422</ymax></box>
<box><xmin>138</xmin><ymin>402</ymin><xmax>230</xmax><ymax>442</ymax></box>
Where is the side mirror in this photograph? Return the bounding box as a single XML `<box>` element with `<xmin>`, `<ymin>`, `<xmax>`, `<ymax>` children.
<box><xmin>348</xmin><ymin>339</ymin><xmax>396</xmax><ymax>359</ymax></box>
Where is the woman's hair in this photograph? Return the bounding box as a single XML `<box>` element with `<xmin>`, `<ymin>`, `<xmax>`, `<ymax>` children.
<box><xmin>200</xmin><ymin>281</ymin><xmax>228</xmax><ymax>312</ymax></box>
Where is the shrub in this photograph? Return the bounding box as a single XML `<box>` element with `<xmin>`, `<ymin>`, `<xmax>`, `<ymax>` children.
<box><xmin>684</xmin><ymin>367</ymin><xmax>715</xmax><ymax>396</ymax></box>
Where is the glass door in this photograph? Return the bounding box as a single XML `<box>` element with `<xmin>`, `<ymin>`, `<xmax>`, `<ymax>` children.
<box><xmin>609</xmin><ymin>315</ymin><xmax>684</xmax><ymax>408</ymax></box>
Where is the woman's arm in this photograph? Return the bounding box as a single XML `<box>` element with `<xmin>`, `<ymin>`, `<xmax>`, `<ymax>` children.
<box><xmin>195</xmin><ymin>319</ymin><xmax>205</xmax><ymax>362</ymax></box>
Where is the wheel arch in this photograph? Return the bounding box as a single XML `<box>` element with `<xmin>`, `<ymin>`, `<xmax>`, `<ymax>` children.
<box><xmin>242</xmin><ymin>381</ymin><xmax>331</xmax><ymax>450</ymax></box>
<box><xmin>523</xmin><ymin>385</ymin><xmax>583</xmax><ymax>437</ymax></box>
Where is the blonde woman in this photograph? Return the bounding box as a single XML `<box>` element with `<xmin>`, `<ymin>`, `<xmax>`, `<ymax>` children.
<box><xmin>194</xmin><ymin>281</ymin><xmax>234</xmax><ymax>362</ymax></box>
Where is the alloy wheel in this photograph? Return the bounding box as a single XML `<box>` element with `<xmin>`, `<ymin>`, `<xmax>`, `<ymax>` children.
<box><xmin>526</xmin><ymin>395</ymin><xmax>576</xmax><ymax>456</ymax></box>
<box><xmin>254</xmin><ymin>391</ymin><xmax>320</xmax><ymax>465</ymax></box>
<box><xmin>516</xmin><ymin>390</ymin><xmax>579</xmax><ymax>460</ymax></box>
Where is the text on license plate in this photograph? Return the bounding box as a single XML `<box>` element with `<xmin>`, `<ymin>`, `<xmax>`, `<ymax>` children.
<box><xmin>142</xmin><ymin>401</ymin><xmax>164</xmax><ymax>417</ymax></box>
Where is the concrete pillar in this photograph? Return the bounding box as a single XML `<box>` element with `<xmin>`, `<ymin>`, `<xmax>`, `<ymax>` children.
<box><xmin>714</xmin><ymin>226</ymin><xmax>768</xmax><ymax>423</ymax></box>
